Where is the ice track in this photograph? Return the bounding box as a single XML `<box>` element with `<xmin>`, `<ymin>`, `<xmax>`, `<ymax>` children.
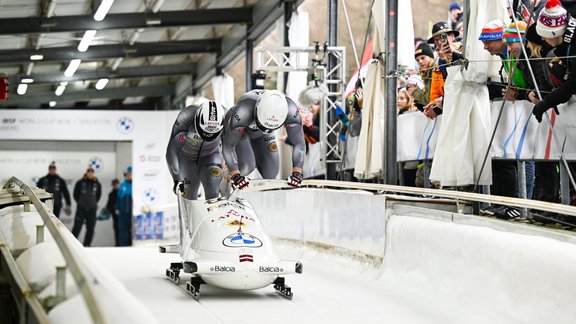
<box><xmin>83</xmin><ymin>186</ymin><xmax>576</xmax><ymax>324</ymax></box>
<box><xmin>87</xmin><ymin>245</ymin><xmax>496</xmax><ymax>324</ymax></box>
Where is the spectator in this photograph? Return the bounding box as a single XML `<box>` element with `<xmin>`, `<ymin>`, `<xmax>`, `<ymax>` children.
<box><xmin>72</xmin><ymin>166</ymin><xmax>102</xmax><ymax>247</ymax></box>
<box><xmin>301</xmin><ymin>101</ymin><xmax>320</xmax><ymax>145</ymax></box>
<box><xmin>503</xmin><ymin>21</ymin><xmax>537</xmax><ymax>200</ymax></box>
<box><xmin>117</xmin><ymin>166</ymin><xmax>133</xmax><ymax>246</ymax></box>
<box><xmin>398</xmin><ymin>88</ymin><xmax>419</xmax><ymax>187</ymax></box>
<box><xmin>106</xmin><ymin>179</ymin><xmax>120</xmax><ymax>246</ymax></box>
<box><xmin>397</xmin><ymin>88</ymin><xmax>417</xmax><ymax>115</ymax></box>
<box><xmin>424</xmin><ymin>22</ymin><xmax>464</xmax><ymax>119</ymax></box>
<box><xmin>532</xmin><ymin>0</ymin><xmax>575</xmax><ymax>123</ymax></box>
<box><xmin>408</xmin><ymin>42</ymin><xmax>435</xmax><ymax>109</ymax></box>
<box><xmin>524</xmin><ymin>23</ymin><xmax>559</xmax><ymax>205</ymax></box>
<box><xmin>502</xmin><ymin>21</ymin><xmax>530</xmax><ymax>101</ymax></box>
<box><xmin>448</xmin><ymin>2</ymin><xmax>463</xmax><ymax>31</ymax></box>
<box><xmin>37</xmin><ymin>161</ymin><xmax>71</xmax><ymax>218</ymax></box>
<box><xmin>455</xmin><ymin>21</ymin><xmax>465</xmax><ymax>42</ymax></box>
<box><xmin>347</xmin><ymin>78</ymin><xmax>364</xmax><ymax>137</ymax></box>
<box><xmin>478</xmin><ymin>19</ymin><xmax>522</xmax><ymax>219</ymax></box>
<box><xmin>414</xmin><ymin>37</ymin><xmax>426</xmax><ymax>49</ymax></box>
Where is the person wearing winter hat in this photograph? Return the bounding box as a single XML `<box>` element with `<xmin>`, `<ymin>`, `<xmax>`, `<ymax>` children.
<box><xmin>72</xmin><ymin>165</ymin><xmax>102</xmax><ymax>247</ymax></box>
<box><xmin>407</xmin><ymin>42</ymin><xmax>435</xmax><ymax>108</ymax></box>
<box><xmin>532</xmin><ymin>0</ymin><xmax>576</xmax><ymax>122</ymax></box>
<box><xmin>526</xmin><ymin>22</ymin><xmax>554</xmax><ymax>57</ymax></box>
<box><xmin>536</xmin><ymin>0</ymin><xmax>568</xmax><ymax>46</ymax></box>
<box><xmin>503</xmin><ymin>21</ymin><xmax>527</xmax><ymax>58</ymax></box>
<box><xmin>37</xmin><ymin>161</ymin><xmax>72</xmax><ymax>218</ymax></box>
<box><xmin>479</xmin><ymin>19</ymin><xmax>506</xmax><ymax>56</ymax></box>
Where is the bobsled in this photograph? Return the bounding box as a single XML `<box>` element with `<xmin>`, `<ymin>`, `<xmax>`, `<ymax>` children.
<box><xmin>161</xmin><ymin>192</ymin><xmax>302</xmax><ymax>300</ymax></box>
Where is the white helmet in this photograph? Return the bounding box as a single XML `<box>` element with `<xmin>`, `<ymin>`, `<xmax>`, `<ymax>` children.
<box><xmin>255</xmin><ymin>90</ymin><xmax>288</xmax><ymax>133</ymax></box>
<box><xmin>195</xmin><ymin>100</ymin><xmax>225</xmax><ymax>140</ymax></box>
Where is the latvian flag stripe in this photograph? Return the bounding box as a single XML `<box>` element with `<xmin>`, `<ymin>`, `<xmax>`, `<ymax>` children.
<box><xmin>239</xmin><ymin>254</ymin><xmax>253</xmax><ymax>262</ymax></box>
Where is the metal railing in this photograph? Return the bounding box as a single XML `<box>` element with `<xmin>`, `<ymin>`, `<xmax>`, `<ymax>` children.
<box><xmin>248</xmin><ymin>179</ymin><xmax>576</xmax><ymax>218</ymax></box>
<box><xmin>2</xmin><ymin>177</ymin><xmax>107</xmax><ymax>323</ymax></box>
<box><xmin>0</xmin><ymin>230</ymin><xmax>50</xmax><ymax>324</ymax></box>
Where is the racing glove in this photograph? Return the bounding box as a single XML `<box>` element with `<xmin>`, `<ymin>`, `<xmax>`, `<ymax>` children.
<box><xmin>532</xmin><ymin>103</ymin><xmax>559</xmax><ymax>123</ymax></box>
<box><xmin>231</xmin><ymin>174</ymin><xmax>249</xmax><ymax>190</ymax></box>
<box><xmin>63</xmin><ymin>205</ymin><xmax>72</xmax><ymax>216</ymax></box>
<box><xmin>287</xmin><ymin>172</ymin><xmax>303</xmax><ymax>187</ymax></box>
<box><xmin>172</xmin><ymin>180</ymin><xmax>184</xmax><ymax>195</ymax></box>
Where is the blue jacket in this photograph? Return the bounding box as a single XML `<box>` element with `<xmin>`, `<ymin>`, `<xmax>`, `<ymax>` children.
<box><xmin>116</xmin><ymin>180</ymin><xmax>132</xmax><ymax>214</ymax></box>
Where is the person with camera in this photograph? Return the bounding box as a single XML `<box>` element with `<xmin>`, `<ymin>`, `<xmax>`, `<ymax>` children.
<box><xmin>422</xmin><ymin>22</ymin><xmax>465</xmax><ymax>119</ymax></box>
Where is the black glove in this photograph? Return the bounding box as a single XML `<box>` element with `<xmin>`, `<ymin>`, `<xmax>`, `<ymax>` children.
<box><xmin>532</xmin><ymin>103</ymin><xmax>560</xmax><ymax>123</ymax></box>
<box><xmin>549</xmin><ymin>60</ymin><xmax>567</xmax><ymax>81</ymax></box>
<box><xmin>231</xmin><ymin>174</ymin><xmax>249</xmax><ymax>190</ymax></box>
<box><xmin>172</xmin><ymin>180</ymin><xmax>184</xmax><ymax>195</ymax></box>
<box><xmin>287</xmin><ymin>172</ymin><xmax>303</xmax><ymax>187</ymax></box>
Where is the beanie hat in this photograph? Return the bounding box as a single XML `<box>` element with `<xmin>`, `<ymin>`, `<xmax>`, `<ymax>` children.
<box><xmin>537</xmin><ymin>0</ymin><xmax>568</xmax><ymax>38</ymax></box>
<box><xmin>503</xmin><ymin>21</ymin><xmax>527</xmax><ymax>43</ymax></box>
<box><xmin>449</xmin><ymin>2</ymin><xmax>461</xmax><ymax>12</ymax></box>
<box><xmin>48</xmin><ymin>161</ymin><xmax>56</xmax><ymax>169</ymax></box>
<box><xmin>526</xmin><ymin>22</ymin><xmax>548</xmax><ymax>47</ymax></box>
<box><xmin>407</xmin><ymin>75</ymin><xmax>425</xmax><ymax>90</ymax></box>
<box><xmin>414</xmin><ymin>42</ymin><xmax>434</xmax><ymax>59</ymax></box>
<box><xmin>478</xmin><ymin>19</ymin><xmax>505</xmax><ymax>41</ymax></box>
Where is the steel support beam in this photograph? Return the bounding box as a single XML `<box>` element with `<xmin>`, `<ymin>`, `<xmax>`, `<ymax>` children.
<box><xmin>192</xmin><ymin>0</ymin><xmax>306</xmax><ymax>93</ymax></box>
<box><xmin>0</xmin><ymin>39</ymin><xmax>220</xmax><ymax>64</ymax></box>
<box><xmin>0</xmin><ymin>8</ymin><xmax>252</xmax><ymax>35</ymax></box>
<box><xmin>9</xmin><ymin>63</ymin><xmax>196</xmax><ymax>84</ymax></box>
<box><xmin>384</xmin><ymin>0</ymin><xmax>398</xmax><ymax>185</ymax></box>
<box><xmin>245</xmin><ymin>37</ymin><xmax>253</xmax><ymax>92</ymax></box>
<box><xmin>326</xmin><ymin>0</ymin><xmax>338</xmax><ymax>180</ymax></box>
<box><xmin>0</xmin><ymin>84</ymin><xmax>174</xmax><ymax>107</ymax></box>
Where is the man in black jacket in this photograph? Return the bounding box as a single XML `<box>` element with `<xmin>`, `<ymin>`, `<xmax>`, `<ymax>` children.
<box><xmin>37</xmin><ymin>161</ymin><xmax>71</xmax><ymax>218</ymax></box>
<box><xmin>106</xmin><ymin>179</ymin><xmax>120</xmax><ymax>246</ymax></box>
<box><xmin>532</xmin><ymin>0</ymin><xmax>576</xmax><ymax>122</ymax></box>
<box><xmin>72</xmin><ymin>166</ymin><xmax>102</xmax><ymax>247</ymax></box>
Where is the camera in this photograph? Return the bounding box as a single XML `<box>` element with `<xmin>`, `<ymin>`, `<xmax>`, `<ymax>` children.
<box><xmin>440</xmin><ymin>33</ymin><xmax>449</xmax><ymax>46</ymax></box>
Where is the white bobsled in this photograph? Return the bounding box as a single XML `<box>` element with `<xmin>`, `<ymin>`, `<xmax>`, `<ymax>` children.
<box><xmin>162</xmin><ymin>192</ymin><xmax>302</xmax><ymax>300</ymax></box>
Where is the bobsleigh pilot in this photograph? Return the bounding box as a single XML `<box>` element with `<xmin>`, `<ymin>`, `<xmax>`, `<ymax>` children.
<box><xmin>166</xmin><ymin>100</ymin><xmax>227</xmax><ymax>200</ymax></box>
<box><xmin>222</xmin><ymin>90</ymin><xmax>306</xmax><ymax>189</ymax></box>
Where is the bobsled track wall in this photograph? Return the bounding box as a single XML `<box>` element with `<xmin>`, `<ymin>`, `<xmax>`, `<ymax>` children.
<box><xmin>3</xmin><ymin>177</ymin><xmax>576</xmax><ymax>323</ymax></box>
<box><xmin>240</xmin><ymin>188</ymin><xmax>576</xmax><ymax>324</ymax></box>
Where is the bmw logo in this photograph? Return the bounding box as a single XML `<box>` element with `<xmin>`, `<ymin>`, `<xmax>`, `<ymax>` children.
<box><xmin>88</xmin><ymin>157</ymin><xmax>103</xmax><ymax>172</ymax></box>
<box><xmin>117</xmin><ymin>117</ymin><xmax>134</xmax><ymax>134</ymax></box>
<box><xmin>222</xmin><ymin>232</ymin><xmax>263</xmax><ymax>248</ymax></box>
<box><xmin>142</xmin><ymin>188</ymin><xmax>159</xmax><ymax>205</ymax></box>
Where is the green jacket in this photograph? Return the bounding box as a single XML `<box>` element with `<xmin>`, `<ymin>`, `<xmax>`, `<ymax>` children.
<box><xmin>412</xmin><ymin>67</ymin><xmax>433</xmax><ymax>106</ymax></box>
